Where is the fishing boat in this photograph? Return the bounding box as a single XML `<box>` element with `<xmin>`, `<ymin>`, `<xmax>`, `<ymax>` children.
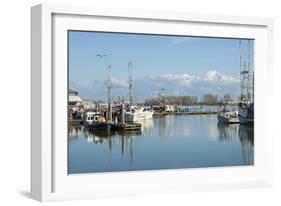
<box><xmin>238</xmin><ymin>40</ymin><xmax>254</xmax><ymax>125</ymax></box>
<box><xmin>217</xmin><ymin>105</ymin><xmax>240</xmax><ymax>124</ymax></box>
<box><xmin>124</xmin><ymin>61</ymin><xmax>154</xmax><ymax>122</ymax></box>
<box><xmin>125</xmin><ymin>106</ymin><xmax>154</xmax><ymax>122</ymax></box>
<box><xmin>83</xmin><ymin>112</ymin><xmax>100</xmax><ymax>126</ymax></box>
<box><xmin>239</xmin><ymin>102</ymin><xmax>254</xmax><ymax>125</ymax></box>
<box><xmin>83</xmin><ymin>112</ymin><xmax>114</xmax><ymax>131</ymax></box>
<box><xmin>217</xmin><ymin>110</ymin><xmax>240</xmax><ymax>123</ymax></box>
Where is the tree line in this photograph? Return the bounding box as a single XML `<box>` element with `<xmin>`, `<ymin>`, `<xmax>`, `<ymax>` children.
<box><xmin>144</xmin><ymin>94</ymin><xmax>237</xmax><ymax>106</ymax></box>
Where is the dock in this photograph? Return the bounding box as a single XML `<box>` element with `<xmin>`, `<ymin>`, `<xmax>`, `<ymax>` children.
<box><xmin>69</xmin><ymin>119</ymin><xmax>83</xmax><ymax>126</ymax></box>
<box><xmin>113</xmin><ymin>123</ymin><xmax>142</xmax><ymax>131</ymax></box>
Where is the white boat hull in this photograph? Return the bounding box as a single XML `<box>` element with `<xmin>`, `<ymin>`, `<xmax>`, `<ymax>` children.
<box><xmin>125</xmin><ymin>111</ymin><xmax>154</xmax><ymax>122</ymax></box>
<box><xmin>125</xmin><ymin>112</ymin><xmax>139</xmax><ymax>122</ymax></box>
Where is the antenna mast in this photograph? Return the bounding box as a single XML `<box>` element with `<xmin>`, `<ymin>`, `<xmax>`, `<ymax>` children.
<box><xmin>128</xmin><ymin>61</ymin><xmax>133</xmax><ymax>105</ymax></box>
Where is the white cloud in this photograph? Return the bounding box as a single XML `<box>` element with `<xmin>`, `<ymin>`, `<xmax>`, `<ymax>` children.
<box><xmin>151</xmin><ymin>70</ymin><xmax>238</xmax><ymax>87</ymax></box>
<box><xmin>138</xmin><ymin>70</ymin><xmax>239</xmax><ymax>97</ymax></box>
<box><xmin>158</xmin><ymin>73</ymin><xmax>198</xmax><ymax>87</ymax></box>
<box><xmin>70</xmin><ymin>70</ymin><xmax>240</xmax><ymax>100</ymax></box>
<box><xmin>111</xmin><ymin>77</ymin><xmax>128</xmax><ymax>88</ymax></box>
<box><xmin>203</xmin><ymin>70</ymin><xmax>239</xmax><ymax>84</ymax></box>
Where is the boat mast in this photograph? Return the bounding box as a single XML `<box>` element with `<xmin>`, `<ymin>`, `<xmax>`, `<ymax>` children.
<box><xmin>159</xmin><ymin>88</ymin><xmax>166</xmax><ymax>107</ymax></box>
<box><xmin>107</xmin><ymin>64</ymin><xmax>112</xmax><ymax>121</ymax></box>
<box><xmin>128</xmin><ymin>61</ymin><xmax>133</xmax><ymax>105</ymax></box>
<box><xmin>247</xmin><ymin>40</ymin><xmax>251</xmax><ymax>102</ymax></box>
<box><xmin>248</xmin><ymin>40</ymin><xmax>254</xmax><ymax>103</ymax></box>
<box><xmin>240</xmin><ymin>40</ymin><xmax>246</xmax><ymax>101</ymax></box>
<box><xmin>239</xmin><ymin>39</ymin><xmax>254</xmax><ymax>103</ymax></box>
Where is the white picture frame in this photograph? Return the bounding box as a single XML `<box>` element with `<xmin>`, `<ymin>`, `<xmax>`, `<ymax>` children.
<box><xmin>31</xmin><ymin>3</ymin><xmax>274</xmax><ymax>202</ymax></box>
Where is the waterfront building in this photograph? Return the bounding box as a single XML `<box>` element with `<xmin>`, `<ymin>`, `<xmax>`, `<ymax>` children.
<box><xmin>69</xmin><ymin>89</ymin><xmax>82</xmax><ymax>106</ymax></box>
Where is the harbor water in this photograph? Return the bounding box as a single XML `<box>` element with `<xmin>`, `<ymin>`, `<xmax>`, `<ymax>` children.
<box><xmin>68</xmin><ymin>114</ymin><xmax>254</xmax><ymax>174</ymax></box>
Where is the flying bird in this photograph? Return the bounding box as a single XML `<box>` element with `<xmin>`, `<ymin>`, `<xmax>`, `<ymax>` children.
<box><xmin>96</xmin><ymin>54</ymin><xmax>107</xmax><ymax>58</ymax></box>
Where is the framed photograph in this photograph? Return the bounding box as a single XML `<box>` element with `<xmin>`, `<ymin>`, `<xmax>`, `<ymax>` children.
<box><xmin>31</xmin><ymin>3</ymin><xmax>274</xmax><ymax>201</ymax></box>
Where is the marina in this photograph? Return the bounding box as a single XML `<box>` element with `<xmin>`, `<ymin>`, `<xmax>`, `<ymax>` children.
<box><xmin>68</xmin><ymin>32</ymin><xmax>254</xmax><ymax>174</ymax></box>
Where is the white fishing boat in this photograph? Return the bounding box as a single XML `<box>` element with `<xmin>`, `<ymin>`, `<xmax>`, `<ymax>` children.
<box><xmin>125</xmin><ymin>106</ymin><xmax>154</xmax><ymax>122</ymax></box>
<box><xmin>217</xmin><ymin>104</ymin><xmax>240</xmax><ymax>124</ymax></box>
<box><xmin>217</xmin><ymin>110</ymin><xmax>240</xmax><ymax>123</ymax></box>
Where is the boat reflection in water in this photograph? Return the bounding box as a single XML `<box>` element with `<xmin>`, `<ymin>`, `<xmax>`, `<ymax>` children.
<box><xmin>68</xmin><ymin>114</ymin><xmax>254</xmax><ymax>174</ymax></box>
<box><xmin>83</xmin><ymin>126</ymin><xmax>142</xmax><ymax>166</ymax></box>
<box><xmin>239</xmin><ymin>125</ymin><xmax>254</xmax><ymax>165</ymax></box>
<box><xmin>217</xmin><ymin>123</ymin><xmax>254</xmax><ymax>165</ymax></box>
<box><xmin>68</xmin><ymin>126</ymin><xmax>82</xmax><ymax>142</ymax></box>
<box><xmin>217</xmin><ymin>122</ymin><xmax>240</xmax><ymax>142</ymax></box>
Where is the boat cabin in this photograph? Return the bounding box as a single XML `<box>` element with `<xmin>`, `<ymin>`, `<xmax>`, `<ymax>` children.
<box><xmin>83</xmin><ymin>112</ymin><xmax>105</xmax><ymax>125</ymax></box>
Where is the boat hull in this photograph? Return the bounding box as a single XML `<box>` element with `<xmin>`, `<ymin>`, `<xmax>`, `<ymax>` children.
<box><xmin>239</xmin><ymin>117</ymin><xmax>254</xmax><ymax>125</ymax></box>
<box><xmin>125</xmin><ymin>111</ymin><xmax>154</xmax><ymax>122</ymax></box>
<box><xmin>125</xmin><ymin>112</ymin><xmax>139</xmax><ymax>122</ymax></box>
<box><xmin>217</xmin><ymin>111</ymin><xmax>240</xmax><ymax>124</ymax></box>
<box><xmin>239</xmin><ymin>103</ymin><xmax>254</xmax><ymax>125</ymax></box>
<box><xmin>88</xmin><ymin>122</ymin><xmax>114</xmax><ymax>131</ymax></box>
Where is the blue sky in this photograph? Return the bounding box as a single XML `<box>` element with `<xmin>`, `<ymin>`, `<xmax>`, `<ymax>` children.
<box><xmin>69</xmin><ymin>31</ymin><xmax>254</xmax><ymax>101</ymax></box>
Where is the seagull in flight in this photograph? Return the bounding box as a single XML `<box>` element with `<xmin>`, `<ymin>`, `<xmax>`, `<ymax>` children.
<box><xmin>96</xmin><ymin>54</ymin><xmax>107</xmax><ymax>58</ymax></box>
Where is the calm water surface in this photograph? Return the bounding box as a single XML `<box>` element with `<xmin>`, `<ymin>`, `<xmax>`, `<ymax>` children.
<box><xmin>68</xmin><ymin>114</ymin><xmax>254</xmax><ymax>174</ymax></box>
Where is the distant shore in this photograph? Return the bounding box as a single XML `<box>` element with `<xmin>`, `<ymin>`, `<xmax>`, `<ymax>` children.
<box><xmin>153</xmin><ymin>110</ymin><xmax>218</xmax><ymax>116</ymax></box>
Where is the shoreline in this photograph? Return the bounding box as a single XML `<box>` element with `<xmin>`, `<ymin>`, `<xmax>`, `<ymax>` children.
<box><xmin>69</xmin><ymin>110</ymin><xmax>218</xmax><ymax>126</ymax></box>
